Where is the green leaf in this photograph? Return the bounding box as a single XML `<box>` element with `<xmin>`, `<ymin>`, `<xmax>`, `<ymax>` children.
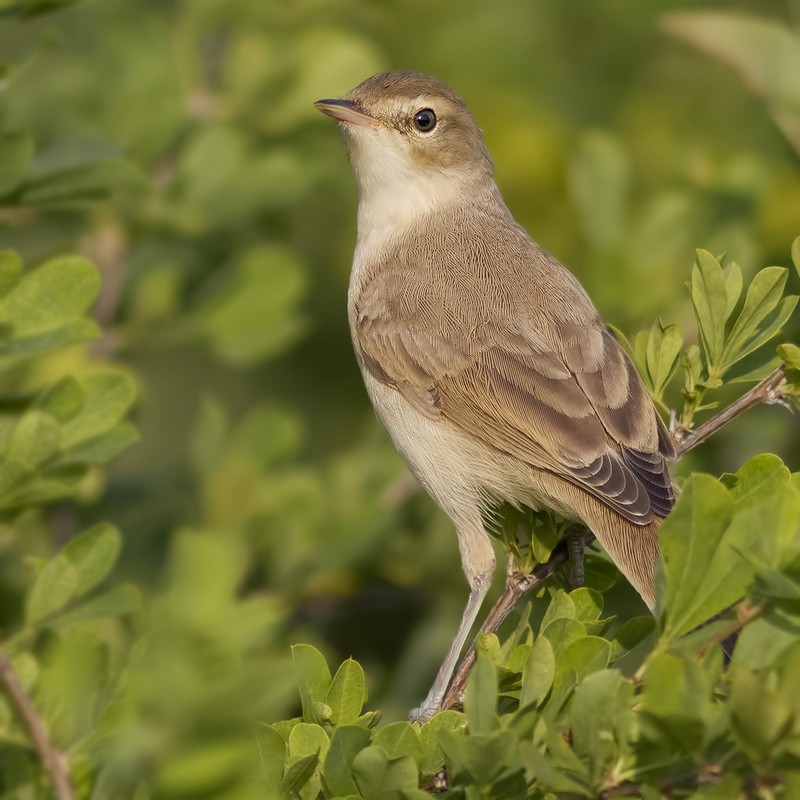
<box><xmin>60</xmin><ymin>374</ymin><xmax>136</xmax><ymax>448</ymax></box>
<box><xmin>292</xmin><ymin>644</ymin><xmax>332</xmax><ymax>722</ymax></box>
<box><xmin>25</xmin><ymin>522</ymin><xmax>122</xmax><ymax>624</ymax></box>
<box><xmin>723</xmin><ymin>267</ymin><xmax>793</xmax><ymax>367</ymax></box>
<box><xmin>690</xmin><ymin>250</ymin><xmax>727</xmax><ymax>370</ymax></box>
<box><xmin>280</xmin><ymin>752</ymin><xmax>319</xmax><ymax>794</ymax></box>
<box><xmin>660</xmin><ymin>475</ymin><xmax>733</xmax><ymax>637</ymax></box>
<box><xmin>641</xmin><ymin>652</ymin><xmax>707</xmax><ymax>753</ymax></box>
<box><xmin>519</xmin><ymin>741</ymin><xmax>590</xmax><ymax>795</ymax></box>
<box><xmin>444</xmin><ymin>731</ymin><xmax>517</xmax><ymax>788</ymax></box>
<box><xmin>554</xmin><ymin>637</ymin><xmax>611</xmax><ymax>684</ymax></box>
<box><xmin>52</xmin><ymin>583</ymin><xmax>140</xmax><ymax>625</ymax></box>
<box><xmin>6</xmin><ymin>411</ymin><xmax>61</xmax><ymax>469</ymax></box>
<box><xmin>54</xmin><ymin>422</ymin><xmax>140</xmax><ymax>466</ymax></box>
<box><xmin>475</xmin><ymin>632</ymin><xmax>503</xmax><ymax>665</ymax></box>
<box><xmin>570</xmin><ymin>588</ymin><xmax>603</xmax><ymax>622</ymax></box>
<box><xmin>464</xmin><ymin>653</ymin><xmax>496</xmax><ymax>734</ymax></box>
<box><xmin>723</xmin><ymin>453</ymin><xmax>790</xmax><ymax>510</ymax></box>
<box><xmin>540</xmin><ymin>590</ymin><xmax>576</xmax><ymax>629</ymax></box>
<box><xmin>289</xmin><ymin>722</ymin><xmax>330</xmax><ymax>762</ymax></box>
<box><xmin>323</xmin><ymin>725</ymin><xmax>372</xmax><ymax>796</ymax></box>
<box><xmin>733</xmin><ymin>610</ymin><xmax>800</xmax><ymax>669</ymax></box>
<box><xmin>373</xmin><ymin>722</ymin><xmax>422</xmax><ymax>763</ymax></box>
<box><xmin>26</xmin><ymin>551</ymin><xmax>79</xmax><ymax>624</ymax></box>
<box><xmin>1</xmin><ymin>255</ymin><xmax>100</xmax><ymax>338</ymax></box>
<box><xmin>610</xmin><ymin>616</ymin><xmax>655</xmax><ymax>661</ymax></box>
<box><xmin>542</xmin><ymin>617</ymin><xmax>585</xmax><ymax>652</ymax></box>
<box><xmin>418</xmin><ymin>711</ymin><xmax>466</xmax><ymax>775</ymax></box>
<box><xmin>779</xmin><ymin>343</ymin><xmax>800</xmax><ymax>371</ymax></box>
<box><xmin>61</xmin><ymin>522</ymin><xmax>122</xmax><ymax>596</ymax></box>
<box><xmin>37</xmin><ymin>377</ymin><xmax>84</xmax><ymax>423</ymax></box>
<box><xmin>0</xmin><ymin>132</ymin><xmax>35</xmax><ymax>196</ymax></box>
<box><xmin>723</xmin><ymin>261</ymin><xmax>743</xmax><ymax>319</ymax></box>
<box><xmin>520</xmin><ymin>635</ymin><xmax>555</xmax><ymax>708</ymax></box>
<box><xmin>62</xmin><ymin>522</ymin><xmax>122</xmax><ymax>595</ymax></box>
<box><xmin>793</xmin><ymin>237</ymin><xmax>800</xmax><ymax>276</ymax></box>
<box><xmin>351</xmin><ymin>747</ymin><xmax>418</xmax><ymax>797</ymax></box>
<box><xmin>645</xmin><ymin>320</ymin><xmax>683</xmax><ymax>398</ymax></box>
<box><xmin>570</xmin><ymin>670</ymin><xmax>631</xmax><ymax>787</ymax></box>
<box><xmin>730</xmin><ymin>668</ymin><xmax>793</xmax><ymax>762</ymax></box>
<box><xmin>0</xmin><ymin>319</ymin><xmax>100</xmax><ymax>360</ymax></box>
<box><xmin>326</xmin><ymin>658</ymin><xmax>367</xmax><ymax>725</ymax></box>
<box><xmin>256</xmin><ymin>723</ymin><xmax>286</xmax><ymax>788</ymax></box>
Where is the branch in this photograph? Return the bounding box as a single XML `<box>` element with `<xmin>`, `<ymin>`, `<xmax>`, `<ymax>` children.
<box><xmin>441</xmin><ymin>530</ymin><xmax>595</xmax><ymax>711</ymax></box>
<box><xmin>673</xmin><ymin>366</ymin><xmax>790</xmax><ymax>458</ymax></box>
<box><xmin>0</xmin><ymin>650</ymin><xmax>74</xmax><ymax>800</ymax></box>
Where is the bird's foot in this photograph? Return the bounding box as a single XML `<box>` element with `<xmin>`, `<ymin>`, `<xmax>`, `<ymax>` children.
<box><xmin>567</xmin><ymin>531</ymin><xmax>585</xmax><ymax>587</ymax></box>
<box><xmin>409</xmin><ymin>693</ymin><xmax>445</xmax><ymax>724</ymax></box>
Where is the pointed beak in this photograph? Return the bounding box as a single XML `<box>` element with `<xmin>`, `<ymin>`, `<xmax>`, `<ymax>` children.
<box><xmin>314</xmin><ymin>98</ymin><xmax>382</xmax><ymax>128</ymax></box>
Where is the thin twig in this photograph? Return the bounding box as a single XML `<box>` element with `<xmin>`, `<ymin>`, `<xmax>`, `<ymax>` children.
<box><xmin>0</xmin><ymin>650</ymin><xmax>74</xmax><ymax>800</ymax></box>
<box><xmin>673</xmin><ymin>367</ymin><xmax>790</xmax><ymax>458</ymax></box>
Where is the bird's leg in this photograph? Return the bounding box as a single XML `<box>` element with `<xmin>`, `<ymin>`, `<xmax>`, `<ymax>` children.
<box><xmin>567</xmin><ymin>527</ymin><xmax>585</xmax><ymax>587</ymax></box>
<box><xmin>409</xmin><ymin>570</ymin><xmax>492</xmax><ymax>724</ymax></box>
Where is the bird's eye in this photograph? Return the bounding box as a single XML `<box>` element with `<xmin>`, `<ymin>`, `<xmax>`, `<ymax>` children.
<box><xmin>412</xmin><ymin>108</ymin><xmax>437</xmax><ymax>133</ymax></box>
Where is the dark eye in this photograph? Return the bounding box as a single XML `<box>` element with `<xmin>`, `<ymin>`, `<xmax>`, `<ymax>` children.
<box><xmin>412</xmin><ymin>108</ymin><xmax>437</xmax><ymax>133</ymax></box>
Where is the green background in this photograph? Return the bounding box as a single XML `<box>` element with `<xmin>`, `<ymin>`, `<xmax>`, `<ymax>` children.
<box><xmin>1</xmin><ymin>0</ymin><xmax>799</xmax><ymax>795</ymax></box>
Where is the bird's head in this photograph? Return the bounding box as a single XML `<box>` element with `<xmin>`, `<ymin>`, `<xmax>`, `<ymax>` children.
<box><xmin>315</xmin><ymin>71</ymin><xmax>493</xmax><ymax>211</ymax></box>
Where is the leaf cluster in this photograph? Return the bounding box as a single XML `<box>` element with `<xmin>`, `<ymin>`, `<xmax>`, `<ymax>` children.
<box><xmin>266</xmin><ymin>454</ymin><xmax>800</xmax><ymax>799</ymax></box>
<box><xmin>0</xmin><ymin>250</ymin><xmax>138</xmax><ymax>512</ymax></box>
<box><xmin>618</xmin><ymin>242</ymin><xmax>800</xmax><ymax>429</ymax></box>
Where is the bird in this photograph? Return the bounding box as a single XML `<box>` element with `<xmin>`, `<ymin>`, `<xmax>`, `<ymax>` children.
<box><xmin>315</xmin><ymin>71</ymin><xmax>675</xmax><ymax>721</ymax></box>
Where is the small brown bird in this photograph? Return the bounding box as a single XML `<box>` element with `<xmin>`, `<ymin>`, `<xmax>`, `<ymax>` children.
<box><xmin>315</xmin><ymin>72</ymin><xmax>674</xmax><ymax>721</ymax></box>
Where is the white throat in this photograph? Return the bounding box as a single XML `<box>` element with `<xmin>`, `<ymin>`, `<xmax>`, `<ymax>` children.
<box><xmin>345</xmin><ymin>125</ymin><xmax>484</xmax><ymax>296</ymax></box>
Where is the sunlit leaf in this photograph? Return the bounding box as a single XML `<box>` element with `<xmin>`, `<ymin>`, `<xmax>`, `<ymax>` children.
<box><xmin>373</xmin><ymin>722</ymin><xmax>422</xmax><ymax>763</ymax></box>
<box><xmin>53</xmin><ymin>583</ymin><xmax>140</xmax><ymax>625</ymax></box>
<box><xmin>520</xmin><ymin>636</ymin><xmax>555</xmax><ymax>708</ymax></box>
<box><xmin>690</xmin><ymin>250</ymin><xmax>727</xmax><ymax>371</ymax></box>
<box><xmin>723</xmin><ymin>261</ymin><xmax>743</xmax><ymax>320</ymax></box>
<box><xmin>326</xmin><ymin>659</ymin><xmax>367</xmax><ymax>725</ymax></box>
<box><xmin>323</xmin><ymin>725</ymin><xmax>371</xmax><ymax>796</ymax></box>
<box><xmin>351</xmin><ymin>747</ymin><xmax>418</xmax><ymax>795</ymax></box>
<box><xmin>464</xmin><ymin>653</ymin><xmax>496</xmax><ymax>735</ymax></box>
<box><xmin>723</xmin><ymin>268</ymin><xmax>794</xmax><ymax>368</ymax></box>
<box><xmin>418</xmin><ymin>711</ymin><xmax>466</xmax><ymax>775</ymax></box>
<box><xmin>256</xmin><ymin>724</ymin><xmax>286</xmax><ymax>789</ymax></box>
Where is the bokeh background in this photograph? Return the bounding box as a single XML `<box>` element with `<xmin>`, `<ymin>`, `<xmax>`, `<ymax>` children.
<box><xmin>1</xmin><ymin>0</ymin><xmax>799</xmax><ymax>795</ymax></box>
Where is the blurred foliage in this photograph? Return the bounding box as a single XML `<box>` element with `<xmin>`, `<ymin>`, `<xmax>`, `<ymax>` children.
<box><xmin>0</xmin><ymin>0</ymin><xmax>799</xmax><ymax>797</ymax></box>
<box><xmin>266</xmin><ymin>455</ymin><xmax>800</xmax><ymax>800</ymax></box>
<box><xmin>266</xmin><ymin>454</ymin><xmax>800</xmax><ymax>799</ymax></box>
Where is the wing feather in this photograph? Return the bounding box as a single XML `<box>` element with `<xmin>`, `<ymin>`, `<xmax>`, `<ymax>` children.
<box><xmin>352</xmin><ymin>242</ymin><xmax>675</xmax><ymax>524</ymax></box>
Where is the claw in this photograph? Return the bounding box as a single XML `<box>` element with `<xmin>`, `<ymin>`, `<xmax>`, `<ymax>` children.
<box><xmin>567</xmin><ymin>533</ymin><xmax>585</xmax><ymax>587</ymax></box>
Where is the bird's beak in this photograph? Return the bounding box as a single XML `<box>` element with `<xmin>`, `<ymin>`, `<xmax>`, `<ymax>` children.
<box><xmin>314</xmin><ymin>98</ymin><xmax>382</xmax><ymax>128</ymax></box>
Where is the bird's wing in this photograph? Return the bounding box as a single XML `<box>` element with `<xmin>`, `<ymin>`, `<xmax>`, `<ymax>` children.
<box><xmin>354</xmin><ymin>269</ymin><xmax>674</xmax><ymax>524</ymax></box>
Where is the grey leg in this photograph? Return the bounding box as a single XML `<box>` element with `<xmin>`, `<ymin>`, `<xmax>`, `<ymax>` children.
<box><xmin>567</xmin><ymin>531</ymin><xmax>585</xmax><ymax>587</ymax></box>
<box><xmin>409</xmin><ymin>571</ymin><xmax>491</xmax><ymax>723</ymax></box>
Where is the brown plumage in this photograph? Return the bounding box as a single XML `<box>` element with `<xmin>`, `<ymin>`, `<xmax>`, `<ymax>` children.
<box><xmin>316</xmin><ymin>71</ymin><xmax>674</xmax><ymax>720</ymax></box>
